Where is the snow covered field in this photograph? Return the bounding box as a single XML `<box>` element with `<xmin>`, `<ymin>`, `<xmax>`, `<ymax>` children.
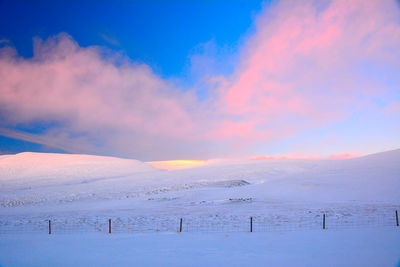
<box><xmin>1</xmin><ymin>230</ymin><xmax>399</xmax><ymax>267</ymax></box>
<box><xmin>0</xmin><ymin>150</ymin><xmax>399</xmax><ymax>266</ymax></box>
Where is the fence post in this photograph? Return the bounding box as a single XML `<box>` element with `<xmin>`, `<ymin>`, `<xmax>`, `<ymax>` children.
<box><xmin>250</xmin><ymin>216</ymin><xmax>253</xmax><ymax>232</ymax></box>
<box><xmin>109</xmin><ymin>219</ymin><xmax>112</xmax><ymax>234</ymax></box>
<box><xmin>396</xmin><ymin>210</ymin><xmax>399</xmax><ymax>227</ymax></box>
<box><xmin>179</xmin><ymin>218</ymin><xmax>183</xmax><ymax>233</ymax></box>
<box><xmin>48</xmin><ymin>220</ymin><xmax>51</xmax><ymax>235</ymax></box>
<box><xmin>323</xmin><ymin>214</ymin><xmax>326</xmax><ymax>230</ymax></box>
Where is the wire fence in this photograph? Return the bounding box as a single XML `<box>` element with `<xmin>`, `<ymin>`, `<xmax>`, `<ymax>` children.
<box><xmin>0</xmin><ymin>210</ymin><xmax>398</xmax><ymax>234</ymax></box>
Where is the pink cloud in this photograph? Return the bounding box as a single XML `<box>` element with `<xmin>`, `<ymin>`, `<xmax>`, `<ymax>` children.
<box><xmin>0</xmin><ymin>34</ymin><xmax>205</xmax><ymax>159</ymax></box>
<box><xmin>211</xmin><ymin>0</ymin><xmax>400</xmax><ymax>146</ymax></box>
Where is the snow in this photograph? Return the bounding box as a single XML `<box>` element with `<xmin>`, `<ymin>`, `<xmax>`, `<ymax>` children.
<box><xmin>0</xmin><ymin>152</ymin><xmax>156</xmax><ymax>186</ymax></box>
<box><xmin>0</xmin><ymin>150</ymin><xmax>400</xmax><ymax>266</ymax></box>
<box><xmin>0</xmin><ymin>230</ymin><xmax>399</xmax><ymax>267</ymax></box>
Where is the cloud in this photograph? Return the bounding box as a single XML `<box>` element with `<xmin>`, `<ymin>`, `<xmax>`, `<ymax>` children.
<box><xmin>1</xmin><ymin>0</ymin><xmax>399</xmax><ymax>160</ymax></box>
<box><xmin>0</xmin><ymin>127</ymin><xmax>97</xmax><ymax>154</ymax></box>
<box><xmin>0</xmin><ymin>34</ymin><xmax>207</xmax><ymax>159</ymax></box>
<box><xmin>213</xmin><ymin>0</ymin><xmax>400</xmax><ymax>147</ymax></box>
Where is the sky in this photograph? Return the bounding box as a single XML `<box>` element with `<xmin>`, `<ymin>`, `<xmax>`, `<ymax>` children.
<box><xmin>0</xmin><ymin>0</ymin><xmax>399</xmax><ymax>161</ymax></box>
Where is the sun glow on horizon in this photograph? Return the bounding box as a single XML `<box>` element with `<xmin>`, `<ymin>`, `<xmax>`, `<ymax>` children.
<box><xmin>146</xmin><ymin>160</ymin><xmax>206</xmax><ymax>171</ymax></box>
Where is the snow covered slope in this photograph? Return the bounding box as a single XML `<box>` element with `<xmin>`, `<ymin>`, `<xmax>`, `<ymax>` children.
<box><xmin>0</xmin><ymin>152</ymin><xmax>157</xmax><ymax>188</ymax></box>
<box><xmin>0</xmin><ymin>150</ymin><xmax>399</xmax><ymax>212</ymax></box>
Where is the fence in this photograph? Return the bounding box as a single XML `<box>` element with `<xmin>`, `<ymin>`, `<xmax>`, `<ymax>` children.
<box><xmin>0</xmin><ymin>210</ymin><xmax>398</xmax><ymax>234</ymax></box>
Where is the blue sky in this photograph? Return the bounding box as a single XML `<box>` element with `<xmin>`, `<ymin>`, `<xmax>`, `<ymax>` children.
<box><xmin>0</xmin><ymin>0</ymin><xmax>263</xmax><ymax>77</ymax></box>
<box><xmin>0</xmin><ymin>0</ymin><xmax>399</xmax><ymax>160</ymax></box>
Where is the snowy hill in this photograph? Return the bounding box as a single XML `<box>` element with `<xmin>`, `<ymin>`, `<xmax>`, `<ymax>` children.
<box><xmin>0</xmin><ymin>150</ymin><xmax>399</xmax><ymax>218</ymax></box>
<box><xmin>0</xmin><ymin>152</ymin><xmax>157</xmax><ymax>188</ymax></box>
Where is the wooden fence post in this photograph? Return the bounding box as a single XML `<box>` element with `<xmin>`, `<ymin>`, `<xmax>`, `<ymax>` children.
<box><xmin>179</xmin><ymin>218</ymin><xmax>183</xmax><ymax>233</ymax></box>
<box><xmin>250</xmin><ymin>216</ymin><xmax>253</xmax><ymax>232</ymax></box>
<box><xmin>49</xmin><ymin>220</ymin><xmax>51</xmax><ymax>235</ymax></box>
<box><xmin>323</xmin><ymin>214</ymin><xmax>326</xmax><ymax>230</ymax></box>
<box><xmin>396</xmin><ymin>210</ymin><xmax>399</xmax><ymax>227</ymax></box>
<box><xmin>109</xmin><ymin>219</ymin><xmax>112</xmax><ymax>234</ymax></box>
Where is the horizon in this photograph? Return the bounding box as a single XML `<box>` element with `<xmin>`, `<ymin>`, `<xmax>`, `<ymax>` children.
<box><xmin>2</xmin><ymin>148</ymin><xmax>399</xmax><ymax>171</ymax></box>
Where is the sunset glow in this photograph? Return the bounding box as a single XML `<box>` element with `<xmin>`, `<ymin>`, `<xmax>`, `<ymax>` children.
<box><xmin>146</xmin><ymin>160</ymin><xmax>206</xmax><ymax>171</ymax></box>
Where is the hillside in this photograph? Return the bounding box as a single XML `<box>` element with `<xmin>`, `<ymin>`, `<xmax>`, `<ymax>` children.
<box><xmin>0</xmin><ymin>150</ymin><xmax>398</xmax><ymax>212</ymax></box>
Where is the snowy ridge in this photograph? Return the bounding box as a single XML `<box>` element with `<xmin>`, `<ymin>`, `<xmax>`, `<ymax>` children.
<box><xmin>0</xmin><ymin>152</ymin><xmax>157</xmax><ymax>187</ymax></box>
<box><xmin>0</xmin><ymin>150</ymin><xmax>399</xmax><ymax>217</ymax></box>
